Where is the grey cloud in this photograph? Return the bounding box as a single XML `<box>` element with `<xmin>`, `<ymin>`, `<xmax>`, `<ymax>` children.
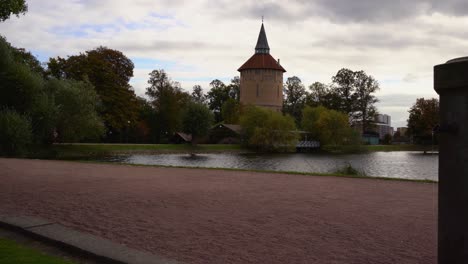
<box><xmin>210</xmin><ymin>0</ymin><xmax>468</xmax><ymax>24</ymax></box>
<box><xmin>117</xmin><ymin>40</ymin><xmax>215</xmax><ymax>52</ymax></box>
<box><xmin>307</xmin><ymin>0</ymin><xmax>468</xmax><ymax>23</ymax></box>
<box><xmin>376</xmin><ymin>93</ymin><xmax>436</xmax><ymax>108</ymax></box>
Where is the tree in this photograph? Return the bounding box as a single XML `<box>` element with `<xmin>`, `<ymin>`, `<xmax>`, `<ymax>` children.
<box><xmin>353</xmin><ymin>71</ymin><xmax>379</xmax><ymax>132</ymax></box>
<box><xmin>330</xmin><ymin>68</ymin><xmax>380</xmax><ymax>131</ymax></box>
<box><xmin>0</xmin><ymin>37</ymin><xmax>103</xmax><ymax>149</ymax></box>
<box><xmin>146</xmin><ymin>69</ymin><xmax>190</xmax><ymax>142</ymax></box>
<box><xmin>191</xmin><ymin>85</ymin><xmax>206</xmax><ymax>104</ymax></box>
<box><xmin>0</xmin><ymin>108</ymin><xmax>32</xmax><ymax>155</ymax></box>
<box><xmin>206</xmin><ymin>79</ymin><xmax>230</xmax><ymax>122</ymax></box>
<box><xmin>46</xmin><ymin>47</ymin><xmax>139</xmax><ymax>136</ymax></box>
<box><xmin>283</xmin><ymin>76</ymin><xmax>307</xmax><ymax>124</ymax></box>
<box><xmin>301</xmin><ymin>105</ymin><xmax>328</xmax><ymax>140</ymax></box>
<box><xmin>407</xmin><ymin>98</ymin><xmax>439</xmax><ymax>144</ymax></box>
<box><xmin>221</xmin><ymin>98</ymin><xmax>241</xmax><ymax>124</ymax></box>
<box><xmin>181</xmin><ymin>102</ymin><xmax>214</xmax><ymax>145</ymax></box>
<box><xmin>331</xmin><ymin>68</ymin><xmax>357</xmax><ymax>115</ymax></box>
<box><xmin>47</xmin><ymin>79</ymin><xmax>104</xmax><ymax>142</ymax></box>
<box><xmin>306</xmin><ymin>82</ymin><xmax>329</xmax><ymax>107</ymax></box>
<box><xmin>0</xmin><ymin>37</ymin><xmax>55</xmax><ymax>144</ymax></box>
<box><xmin>0</xmin><ymin>38</ymin><xmax>44</xmax><ymax>75</ymax></box>
<box><xmin>0</xmin><ymin>0</ymin><xmax>27</xmax><ymax>22</ymax></box>
<box><xmin>227</xmin><ymin>76</ymin><xmax>240</xmax><ymax>101</ymax></box>
<box><xmin>240</xmin><ymin>105</ymin><xmax>297</xmax><ymax>152</ymax></box>
<box><xmin>302</xmin><ymin>105</ymin><xmax>360</xmax><ymax>146</ymax></box>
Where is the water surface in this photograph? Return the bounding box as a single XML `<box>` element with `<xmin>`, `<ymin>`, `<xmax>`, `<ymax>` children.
<box><xmin>98</xmin><ymin>151</ymin><xmax>438</xmax><ymax>181</ymax></box>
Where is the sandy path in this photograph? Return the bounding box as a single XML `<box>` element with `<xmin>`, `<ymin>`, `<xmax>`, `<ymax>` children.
<box><xmin>0</xmin><ymin>158</ymin><xmax>437</xmax><ymax>264</ymax></box>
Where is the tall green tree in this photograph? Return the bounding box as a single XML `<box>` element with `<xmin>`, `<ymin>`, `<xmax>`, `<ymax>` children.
<box><xmin>353</xmin><ymin>71</ymin><xmax>379</xmax><ymax>132</ymax></box>
<box><xmin>46</xmin><ymin>47</ymin><xmax>139</xmax><ymax>137</ymax></box>
<box><xmin>0</xmin><ymin>108</ymin><xmax>32</xmax><ymax>155</ymax></box>
<box><xmin>227</xmin><ymin>76</ymin><xmax>240</xmax><ymax>101</ymax></box>
<box><xmin>331</xmin><ymin>68</ymin><xmax>358</xmax><ymax>115</ymax></box>
<box><xmin>221</xmin><ymin>98</ymin><xmax>241</xmax><ymax>124</ymax></box>
<box><xmin>191</xmin><ymin>85</ymin><xmax>206</xmax><ymax>104</ymax></box>
<box><xmin>283</xmin><ymin>76</ymin><xmax>307</xmax><ymax>124</ymax></box>
<box><xmin>0</xmin><ymin>37</ymin><xmax>103</xmax><ymax>150</ymax></box>
<box><xmin>407</xmin><ymin>98</ymin><xmax>439</xmax><ymax>144</ymax></box>
<box><xmin>146</xmin><ymin>69</ymin><xmax>190</xmax><ymax>142</ymax></box>
<box><xmin>302</xmin><ymin>105</ymin><xmax>361</xmax><ymax>146</ymax></box>
<box><xmin>0</xmin><ymin>0</ymin><xmax>27</xmax><ymax>21</ymax></box>
<box><xmin>206</xmin><ymin>79</ymin><xmax>230</xmax><ymax>122</ymax></box>
<box><xmin>240</xmin><ymin>105</ymin><xmax>297</xmax><ymax>152</ymax></box>
<box><xmin>329</xmin><ymin>68</ymin><xmax>379</xmax><ymax>131</ymax></box>
<box><xmin>181</xmin><ymin>102</ymin><xmax>214</xmax><ymax>145</ymax></box>
<box><xmin>0</xmin><ymin>37</ymin><xmax>55</xmax><ymax>144</ymax></box>
<box><xmin>46</xmin><ymin>79</ymin><xmax>104</xmax><ymax>142</ymax></box>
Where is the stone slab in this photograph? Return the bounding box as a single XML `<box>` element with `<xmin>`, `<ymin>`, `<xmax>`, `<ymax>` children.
<box><xmin>0</xmin><ymin>215</ymin><xmax>181</xmax><ymax>264</ymax></box>
<box><xmin>0</xmin><ymin>215</ymin><xmax>54</xmax><ymax>229</ymax></box>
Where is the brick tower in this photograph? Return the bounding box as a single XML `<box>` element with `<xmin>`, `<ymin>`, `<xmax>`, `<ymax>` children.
<box><xmin>238</xmin><ymin>22</ymin><xmax>286</xmax><ymax>112</ymax></box>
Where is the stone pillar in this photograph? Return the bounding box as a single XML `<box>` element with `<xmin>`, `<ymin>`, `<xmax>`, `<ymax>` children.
<box><xmin>434</xmin><ymin>57</ymin><xmax>468</xmax><ymax>264</ymax></box>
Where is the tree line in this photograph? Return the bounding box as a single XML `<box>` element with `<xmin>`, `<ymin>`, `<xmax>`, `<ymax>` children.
<box><xmin>0</xmin><ymin>1</ymin><xmax>439</xmax><ymax>154</ymax></box>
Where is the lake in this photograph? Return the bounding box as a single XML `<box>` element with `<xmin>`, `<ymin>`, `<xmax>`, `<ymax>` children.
<box><xmin>97</xmin><ymin>151</ymin><xmax>438</xmax><ymax>181</ymax></box>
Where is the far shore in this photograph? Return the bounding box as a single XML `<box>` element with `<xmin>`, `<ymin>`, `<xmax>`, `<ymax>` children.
<box><xmin>44</xmin><ymin>142</ymin><xmax>435</xmax><ymax>156</ymax></box>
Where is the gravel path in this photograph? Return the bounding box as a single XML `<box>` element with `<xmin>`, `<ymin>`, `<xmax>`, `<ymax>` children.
<box><xmin>0</xmin><ymin>158</ymin><xmax>437</xmax><ymax>264</ymax></box>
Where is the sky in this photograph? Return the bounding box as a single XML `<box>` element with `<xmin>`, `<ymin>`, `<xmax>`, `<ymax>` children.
<box><xmin>2</xmin><ymin>0</ymin><xmax>467</xmax><ymax>128</ymax></box>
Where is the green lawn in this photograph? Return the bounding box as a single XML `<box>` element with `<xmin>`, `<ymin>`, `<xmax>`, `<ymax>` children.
<box><xmin>363</xmin><ymin>144</ymin><xmax>437</xmax><ymax>152</ymax></box>
<box><xmin>29</xmin><ymin>143</ymin><xmax>244</xmax><ymax>159</ymax></box>
<box><xmin>0</xmin><ymin>238</ymin><xmax>74</xmax><ymax>264</ymax></box>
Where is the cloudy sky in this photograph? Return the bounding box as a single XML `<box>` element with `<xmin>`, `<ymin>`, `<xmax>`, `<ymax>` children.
<box><xmin>2</xmin><ymin>0</ymin><xmax>467</xmax><ymax>127</ymax></box>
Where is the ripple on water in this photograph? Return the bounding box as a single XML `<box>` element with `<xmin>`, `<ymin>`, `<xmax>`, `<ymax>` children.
<box><xmin>98</xmin><ymin>152</ymin><xmax>438</xmax><ymax>181</ymax></box>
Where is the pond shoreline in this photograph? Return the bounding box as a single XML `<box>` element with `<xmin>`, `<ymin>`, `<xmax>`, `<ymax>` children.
<box><xmin>75</xmin><ymin>159</ymin><xmax>437</xmax><ymax>183</ymax></box>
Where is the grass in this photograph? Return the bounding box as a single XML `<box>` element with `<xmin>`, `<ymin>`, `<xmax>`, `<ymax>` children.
<box><xmin>362</xmin><ymin>144</ymin><xmax>437</xmax><ymax>152</ymax></box>
<box><xmin>28</xmin><ymin>143</ymin><xmax>244</xmax><ymax>159</ymax></box>
<box><xmin>75</xmin><ymin>159</ymin><xmax>437</xmax><ymax>184</ymax></box>
<box><xmin>0</xmin><ymin>237</ymin><xmax>74</xmax><ymax>264</ymax></box>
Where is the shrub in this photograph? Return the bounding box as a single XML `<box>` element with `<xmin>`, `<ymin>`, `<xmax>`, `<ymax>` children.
<box><xmin>240</xmin><ymin>105</ymin><xmax>298</xmax><ymax>152</ymax></box>
<box><xmin>0</xmin><ymin>109</ymin><xmax>32</xmax><ymax>155</ymax></box>
<box><xmin>334</xmin><ymin>162</ymin><xmax>366</xmax><ymax>176</ymax></box>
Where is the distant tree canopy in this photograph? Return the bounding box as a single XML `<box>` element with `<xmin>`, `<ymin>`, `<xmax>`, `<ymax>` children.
<box><xmin>46</xmin><ymin>47</ymin><xmax>139</xmax><ymax>133</ymax></box>
<box><xmin>330</xmin><ymin>69</ymin><xmax>379</xmax><ymax>131</ymax></box>
<box><xmin>0</xmin><ymin>37</ymin><xmax>103</xmax><ymax>154</ymax></box>
<box><xmin>283</xmin><ymin>76</ymin><xmax>307</xmax><ymax>124</ymax></box>
<box><xmin>407</xmin><ymin>98</ymin><xmax>439</xmax><ymax>144</ymax></box>
<box><xmin>302</xmin><ymin>105</ymin><xmax>361</xmax><ymax>146</ymax></box>
<box><xmin>283</xmin><ymin>69</ymin><xmax>379</xmax><ymax>132</ymax></box>
<box><xmin>191</xmin><ymin>85</ymin><xmax>206</xmax><ymax>104</ymax></box>
<box><xmin>221</xmin><ymin>98</ymin><xmax>241</xmax><ymax>124</ymax></box>
<box><xmin>240</xmin><ymin>105</ymin><xmax>297</xmax><ymax>152</ymax></box>
<box><xmin>206</xmin><ymin>78</ymin><xmax>240</xmax><ymax>123</ymax></box>
<box><xmin>181</xmin><ymin>102</ymin><xmax>214</xmax><ymax>145</ymax></box>
<box><xmin>146</xmin><ymin>69</ymin><xmax>190</xmax><ymax>142</ymax></box>
<box><xmin>0</xmin><ymin>0</ymin><xmax>28</xmax><ymax>22</ymax></box>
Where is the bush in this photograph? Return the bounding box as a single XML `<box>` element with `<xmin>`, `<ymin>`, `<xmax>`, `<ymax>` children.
<box><xmin>240</xmin><ymin>105</ymin><xmax>298</xmax><ymax>152</ymax></box>
<box><xmin>0</xmin><ymin>109</ymin><xmax>32</xmax><ymax>155</ymax></box>
<box><xmin>334</xmin><ymin>162</ymin><xmax>366</xmax><ymax>176</ymax></box>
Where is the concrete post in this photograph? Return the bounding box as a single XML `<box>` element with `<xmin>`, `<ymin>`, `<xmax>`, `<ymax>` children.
<box><xmin>434</xmin><ymin>57</ymin><xmax>468</xmax><ymax>264</ymax></box>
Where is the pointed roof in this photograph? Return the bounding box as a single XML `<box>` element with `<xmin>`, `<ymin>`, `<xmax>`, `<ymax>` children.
<box><xmin>238</xmin><ymin>53</ymin><xmax>286</xmax><ymax>72</ymax></box>
<box><xmin>255</xmin><ymin>23</ymin><xmax>270</xmax><ymax>54</ymax></box>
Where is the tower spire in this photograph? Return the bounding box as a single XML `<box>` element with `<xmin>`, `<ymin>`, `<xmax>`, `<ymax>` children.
<box><xmin>255</xmin><ymin>22</ymin><xmax>270</xmax><ymax>54</ymax></box>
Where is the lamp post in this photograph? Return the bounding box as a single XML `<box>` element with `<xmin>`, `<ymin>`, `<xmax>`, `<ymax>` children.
<box><xmin>434</xmin><ymin>57</ymin><xmax>468</xmax><ymax>264</ymax></box>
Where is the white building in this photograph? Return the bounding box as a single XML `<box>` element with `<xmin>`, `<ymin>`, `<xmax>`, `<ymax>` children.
<box><xmin>374</xmin><ymin>114</ymin><xmax>393</xmax><ymax>140</ymax></box>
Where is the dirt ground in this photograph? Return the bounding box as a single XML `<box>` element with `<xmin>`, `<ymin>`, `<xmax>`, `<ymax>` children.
<box><xmin>0</xmin><ymin>158</ymin><xmax>437</xmax><ymax>264</ymax></box>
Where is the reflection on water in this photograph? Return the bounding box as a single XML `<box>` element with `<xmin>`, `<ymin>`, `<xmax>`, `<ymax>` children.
<box><xmin>99</xmin><ymin>151</ymin><xmax>438</xmax><ymax>181</ymax></box>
